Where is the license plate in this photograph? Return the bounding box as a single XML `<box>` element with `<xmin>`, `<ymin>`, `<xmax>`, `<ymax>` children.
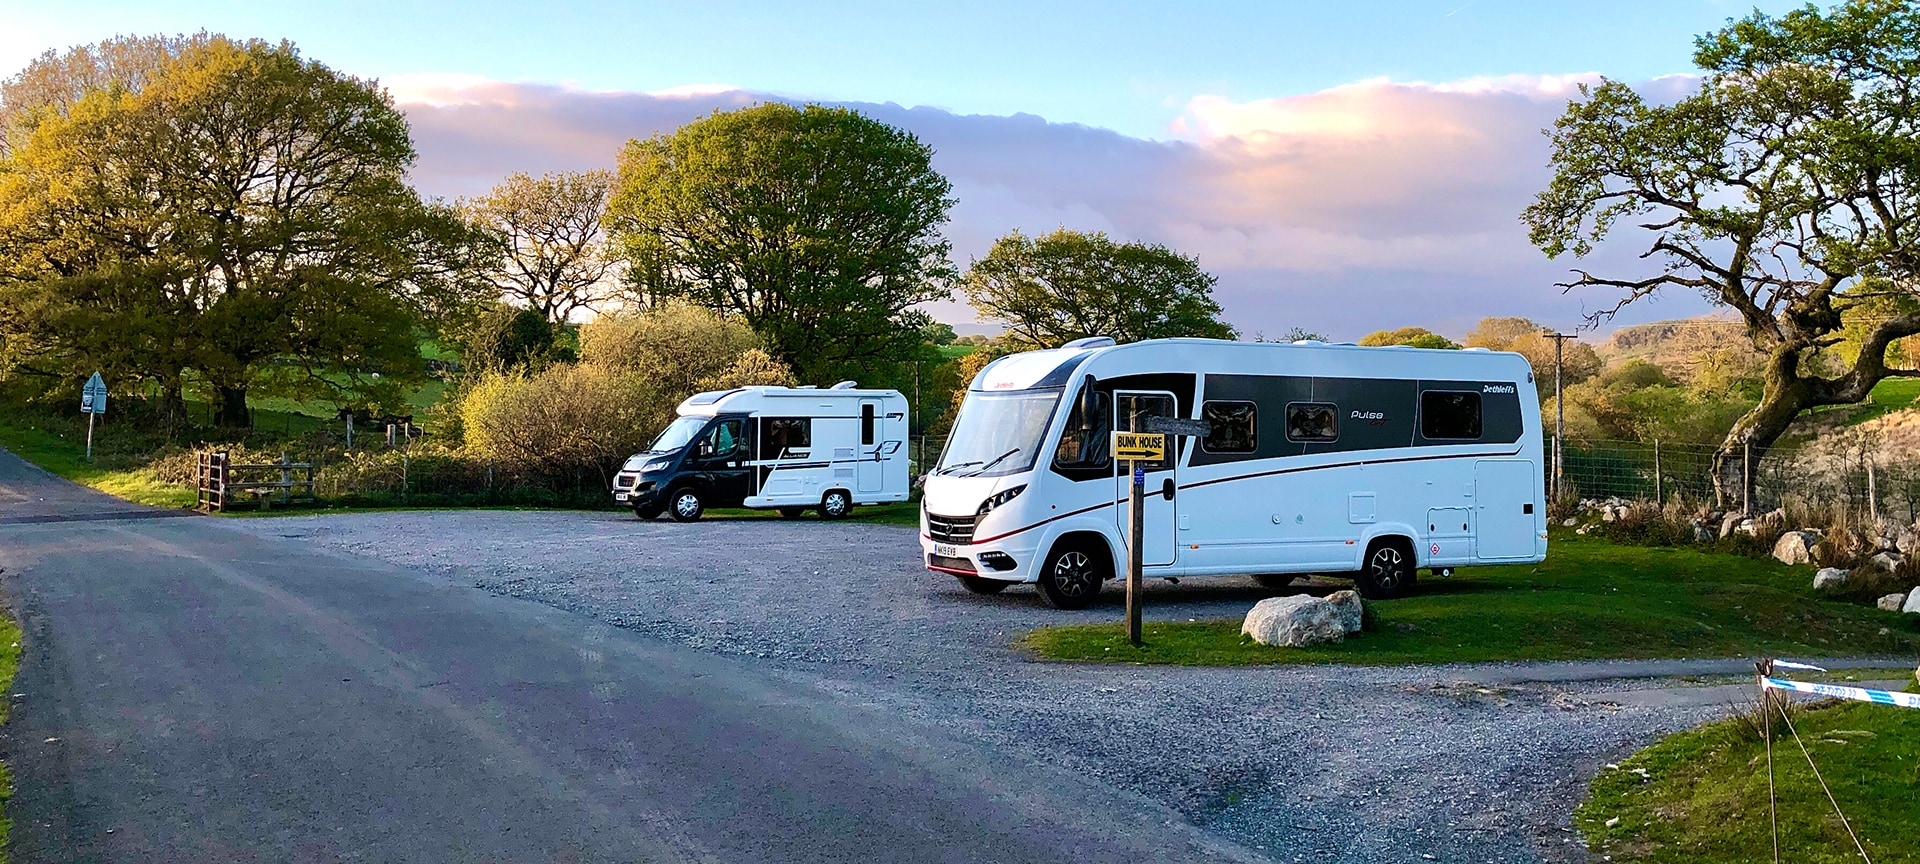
<box><xmin>934</xmin><ymin>543</ymin><xmax>959</xmax><ymax>558</ymax></box>
<box><xmin>614</xmin><ymin>493</ymin><xmax>629</xmax><ymax>502</ymax></box>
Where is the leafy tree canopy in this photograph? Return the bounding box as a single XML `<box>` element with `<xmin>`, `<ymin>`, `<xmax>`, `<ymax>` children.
<box><xmin>1356</xmin><ymin>326</ymin><xmax>1460</xmax><ymax>350</ymax></box>
<box><xmin>962</xmin><ymin>228</ymin><xmax>1235</xmax><ymax>348</ymax></box>
<box><xmin>465</xmin><ymin>170</ymin><xmax>619</xmax><ymax>323</ymax></box>
<box><xmin>608</xmin><ymin>103</ymin><xmax>955</xmax><ymax>384</ymax></box>
<box><xmin>1523</xmin><ymin>0</ymin><xmax>1920</xmax><ymax>502</ymax></box>
<box><xmin>0</xmin><ymin>35</ymin><xmax>483</xmax><ymax>425</ymax></box>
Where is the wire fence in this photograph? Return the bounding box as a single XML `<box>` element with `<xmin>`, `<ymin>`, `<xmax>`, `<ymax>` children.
<box><xmin>1557</xmin><ymin>436</ymin><xmax>1920</xmax><ymax>524</ymax></box>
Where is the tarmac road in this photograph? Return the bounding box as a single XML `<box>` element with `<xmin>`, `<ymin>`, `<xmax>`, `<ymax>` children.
<box><xmin>0</xmin><ymin>448</ymin><xmax>1257</xmax><ymax>864</ymax></box>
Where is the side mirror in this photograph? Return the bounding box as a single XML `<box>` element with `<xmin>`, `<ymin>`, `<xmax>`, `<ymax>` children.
<box><xmin>696</xmin><ymin>442</ymin><xmax>714</xmax><ymax>458</ymax></box>
<box><xmin>1077</xmin><ymin>379</ymin><xmax>1099</xmax><ymax>431</ymax></box>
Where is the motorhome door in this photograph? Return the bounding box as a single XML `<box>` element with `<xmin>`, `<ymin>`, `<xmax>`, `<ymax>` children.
<box><xmin>1114</xmin><ymin>391</ymin><xmax>1178</xmax><ymax>567</ymax></box>
<box><xmin>857</xmin><ymin>399</ymin><xmax>884</xmax><ymax>493</ymax></box>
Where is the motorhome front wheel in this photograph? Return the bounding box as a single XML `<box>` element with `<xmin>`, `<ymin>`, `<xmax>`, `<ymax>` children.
<box><xmin>670</xmin><ymin>489</ymin><xmax>705</xmax><ymax>523</ymax></box>
<box><xmin>819</xmin><ymin>489</ymin><xmax>852</xmax><ymax>520</ymax></box>
<box><xmin>1036</xmin><ymin>540</ymin><xmax>1109</xmax><ymax>610</ymax></box>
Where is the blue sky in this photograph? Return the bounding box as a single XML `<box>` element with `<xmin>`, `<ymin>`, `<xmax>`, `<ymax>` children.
<box><xmin>4</xmin><ymin>0</ymin><xmax>1795</xmax><ymax>139</ymax></box>
<box><xmin>0</xmin><ymin>1</ymin><xmax>1809</xmax><ymax>337</ymax></box>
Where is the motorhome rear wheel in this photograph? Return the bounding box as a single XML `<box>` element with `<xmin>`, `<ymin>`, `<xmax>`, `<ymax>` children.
<box><xmin>669</xmin><ymin>488</ymin><xmax>705</xmax><ymax>523</ymax></box>
<box><xmin>1036</xmin><ymin>538</ymin><xmax>1110</xmax><ymax>610</ymax></box>
<box><xmin>956</xmin><ymin>575</ymin><xmax>1011</xmax><ymax>595</ymax></box>
<box><xmin>819</xmin><ymin>489</ymin><xmax>852</xmax><ymax>520</ymax></box>
<box><xmin>1355</xmin><ymin>537</ymin><xmax>1417</xmax><ymax>600</ymax></box>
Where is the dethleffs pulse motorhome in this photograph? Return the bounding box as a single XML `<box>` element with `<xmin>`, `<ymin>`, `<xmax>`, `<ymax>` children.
<box><xmin>920</xmin><ymin>337</ymin><xmax>1547</xmax><ymax>608</ymax></box>
<box><xmin>613</xmin><ymin>384</ymin><xmax>910</xmax><ymax>521</ymax></box>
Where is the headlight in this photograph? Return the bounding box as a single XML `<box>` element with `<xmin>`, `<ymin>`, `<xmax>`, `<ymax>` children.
<box><xmin>641</xmin><ymin>459</ymin><xmax>671</xmax><ymax>473</ymax></box>
<box><xmin>977</xmin><ymin>484</ymin><xmax>1026</xmax><ymax>517</ymax></box>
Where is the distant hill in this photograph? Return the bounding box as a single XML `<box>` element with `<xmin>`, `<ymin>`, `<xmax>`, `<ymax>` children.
<box><xmin>1600</xmin><ymin>315</ymin><xmax>1756</xmax><ymax>375</ymax></box>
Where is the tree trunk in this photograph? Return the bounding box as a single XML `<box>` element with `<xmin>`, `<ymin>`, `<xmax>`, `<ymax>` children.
<box><xmin>214</xmin><ymin>385</ymin><xmax>250</xmax><ymax>428</ymax></box>
<box><xmin>1712</xmin><ymin>349</ymin><xmax>1813</xmax><ymax>511</ymax></box>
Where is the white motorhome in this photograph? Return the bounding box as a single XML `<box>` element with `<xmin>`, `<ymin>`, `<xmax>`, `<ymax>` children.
<box><xmin>613</xmin><ymin>384</ymin><xmax>911</xmax><ymax>521</ymax></box>
<box><xmin>920</xmin><ymin>337</ymin><xmax>1547</xmax><ymax>608</ymax></box>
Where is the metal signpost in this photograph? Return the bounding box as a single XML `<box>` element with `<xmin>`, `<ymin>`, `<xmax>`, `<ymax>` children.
<box><xmin>80</xmin><ymin>371</ymin><xmax>107</xmax><ymax>461</ymax></box>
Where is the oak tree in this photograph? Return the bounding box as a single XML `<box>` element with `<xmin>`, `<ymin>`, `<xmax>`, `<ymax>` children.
<box><xmin>608</xmin><ymin>103</ymin><xmax>954</xmax><ymax>383</ymax></box>
<box><xmin>963</xmin><ymin>228</ymin><xmax>1234</xmax><ymax>347</ymax></box>
<box><xmin>466</xmin><ymin>170</ymin><xmax>619</xmax><ymax>322</ymax></box>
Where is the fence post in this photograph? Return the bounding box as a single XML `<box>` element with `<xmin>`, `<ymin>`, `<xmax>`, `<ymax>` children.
<box><xmin>1653</xmin><ymin>439</ymin><xmax>1662</xmax><ymax>504</ymax></box>
<box><xmin>1742</xmin><ymin>439</ymin><xmax>1753</xmax><ymax>514</ymax></box>
<box><xmin>1868</xmin><ymin>461</ymin><xmax>1879</xmax><ymax>525</ymax></box>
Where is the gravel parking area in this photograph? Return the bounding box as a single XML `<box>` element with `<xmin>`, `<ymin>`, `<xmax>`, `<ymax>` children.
<box><xmin>236</xmin><ymin>509</ymin><xmax>1739</xmax><ymax>863</ymax></box>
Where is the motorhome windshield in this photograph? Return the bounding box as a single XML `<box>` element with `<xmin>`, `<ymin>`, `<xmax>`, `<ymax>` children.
<box><xmin>936</xmin><ymin>388</ymin><xmax>1060</xmax><ymax>478</ymax></box>
<box><xmin>648</xmin><ymin>415</ymin><xmax>708</xmax><ymax>453</ymax></box>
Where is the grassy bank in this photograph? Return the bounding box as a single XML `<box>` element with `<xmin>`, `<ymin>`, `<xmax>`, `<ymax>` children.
<box><xmin>0</xmin><ymin>612</ymin><xmax>22</xmax><ymax>859</ymax></box>
<box><xmin>0</xmin><ymin>422</ymin><xmax>194</xmax><ymax>509</ymax></box>
<box><xmin>1577</xmin><ymin>680</ymin><xmax>1920</xmax><ymax>863</ymax></box>
<box><xmin>1023</xmin><ymin>535</ymin><xmax>1920</xmax><ymax>665</ymax></box>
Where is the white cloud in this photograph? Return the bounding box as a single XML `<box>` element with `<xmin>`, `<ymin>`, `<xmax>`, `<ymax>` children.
<box><xmin>391</xmin><ymin>74</ymin><xmax>1709</xmax><ymax>339</ymax></box>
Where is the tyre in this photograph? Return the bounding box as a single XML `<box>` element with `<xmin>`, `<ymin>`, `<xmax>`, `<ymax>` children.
<box><xmin>778</xmin><ymin>507</ymin><xmax>807</xmax><ymax>519</ymax></box>
<box><xmin>819</xmin><ymin>489</ymin><xmax>853</xmax><ymax>520</ymax></box>
<box><xmin>1252</xmin><ymin>574</ymin><xmax>1298</xmax><ymax>589</ymax></box>
<box><xmin>1354</xmin><ymin>538</ymin><xmax>1417</xmax><ymax>599</ymax></box>
<box><xmin>1036</xmin><ymin>538</ymin><xmax>1109</xmax><ymax>610</ymax></box>
<box><xmin>957</xmin><ymin>575</ymin><xmax>1010</xmax><ymax>595</ymax></box>
<box><xmin>633</xmin><ymin>504</ymin><xmax>663</xmax><ymax>520</ymax></box>
<box><xmin>668</xmin><ymin>488</ymin><xmax>704</xmax><ymax>523</ymax></box>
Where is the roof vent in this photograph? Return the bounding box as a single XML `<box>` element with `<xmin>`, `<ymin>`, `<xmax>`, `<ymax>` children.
<box><xmin>1291</xmin><ymin>339</ymin><xmax>1325</xmax><ymax>346</ymax></box>
<box><xmin>1062</xmin><ymin>336</ymin><xmax>1117</xmax><ymax>349</ymax></box>
<box><xmin>796</xmin><ymin>385</ymin><xmax>818</xmax><ymax>389</ymax></box>
<box><xmin>830</xmin><ymin>380</ymin><xmax>859</xmax><ymax>390</ymax></box>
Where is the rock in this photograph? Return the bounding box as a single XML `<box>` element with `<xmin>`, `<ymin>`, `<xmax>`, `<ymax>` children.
<box><xmin>1905</xmin><ymin>588</ymin><xmax>1920</xmax><ymax>615</ymax></box>
<box><xmin>1694</xmin><ymin>525</ymin><xmax>1714</xmax><ymax>543</ymax></box>
<box><xmin>1869</xmin><ymin>550</ymin><xmax>1906</xmax><ymax>573</ymax></box>
<box><xmin>1772</xmin><ymin>531</ymin><xmax>1817</xmax><ymax>566</ymax></box>
<box><xmin>1720</xmin><ymin>512</ymin><xmax>1745</xmax><ymax>539</ymax></box>
<box><xmin>1814</xmin><ymin>568</ymin><xmax>1850</xmax><ymax>591</ymax></box>
<box><xmin>1325</xmin><ymin>590</ymin><xmax>1364</xmax><ymax>634</ymax></box>
<box><xmin>1600</xmin><ymin>509</ymin><xmax>1617</xmax><ymax>523</ymax></box>
<box><xmin>1242</xmin><ymin>595</ymin><xmax>1348</xmax><ymax>647</ymax></box>
<box><xmin>1561</xmin><ymin>517</ymin><xmax>1577</xmax><ymax>528</ymax></box>
<box><xmin>1735</xmin><ymin>518</ymin><xmax>1758</xmax><ymax>537</ymax></box>
<box><xmin>1879</xmin><ymin>593</ymin><xmax>1908</xmax><ymax>612</ymax></box>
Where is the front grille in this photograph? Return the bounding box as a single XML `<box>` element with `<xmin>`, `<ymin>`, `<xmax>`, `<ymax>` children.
<box><xmin>614</xmin><ymin>473</ymin><xmax>639</xmax><ymax>490</ymax></box>
<box><xmin>926</xmin><ymin>513</ymin><xmax>976</xmax><ymax>544</ymax></box>
<box><xmin>928</xmin><ymin>554</ymin><xmax>976</xmax><ymax>573</ymax></box>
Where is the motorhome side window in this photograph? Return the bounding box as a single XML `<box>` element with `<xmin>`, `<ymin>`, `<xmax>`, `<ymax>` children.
<box><xmin>702</xmin><ymin>419</ymin><xmax>743</xmax><ymax>457</ymax></box>
<box><xmin>1421</xmin><ymin>391</ymin><xmax>1482</xmax><ymax>439</ymax></box>
<box><xmin>760</xmin><ymin>417</ymin><xmax>811</xmax><ymax>459</ymax></box>
<box><xmin>1054</xmin><ymin>389</ymin><xmax>1111</xmax><ymax>469</ymax></box>
<box><xmin>1202</xmin><ymin>401</ymin><xmax>1256</xmax><ymax>453</ymax></box>
<box><xmin>1285</xmin><ymin>402</ymin><xmax>1338</xmax><ymax>442</ymax></box>
<box><xmin>861</xmin><ymin>403</ymin><xmax>876</xmax><ymax>446</ymax></box>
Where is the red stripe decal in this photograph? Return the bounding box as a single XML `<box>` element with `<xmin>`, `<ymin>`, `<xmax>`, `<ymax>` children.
<box><xmin>963</xmin><ymin>448</ymin><xmax>1526</xmax><ymax>545</ymax></box>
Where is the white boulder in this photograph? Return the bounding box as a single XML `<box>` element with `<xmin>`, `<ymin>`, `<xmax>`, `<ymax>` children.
<box><xmin>1869</xmin><ymin>550</ymin><xmax>1906</xmax><ymax>573</ymax></box>
<box><xmin>1814</xmin><ymin>568</ymin><xmax>1850</xmax><ymax>591</ymax></box>
<box><xmin>1905</xmin><ymin>588</ymin><xmax>1920</xmax><ymax>615</ymax></box>
<box><xmin>1243</xmin><ymin>595</ymin><xmax>1348</xmax><ymax>647</ymax></box>
<box><xmin>1879</xmin><ymin>593</ymin><xmax>1908</xmax><ymax>612</ymax></box>
<box><xmin>1772</xmin><ymin>531</ymin><xmax>1818</xmax><ymax>566</ymax></box>
<box><xmin>1325</xmin><ymin>590</ymin><xmax>1364</xmax><ymax>635</ymax></box>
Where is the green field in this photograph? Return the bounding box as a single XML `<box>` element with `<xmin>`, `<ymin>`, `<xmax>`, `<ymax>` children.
<box><xmin>1578</xmin><ymin>681</ymin><xmax>1920</xmax><ymax>863</ymax></box>
<box><xmin>1024</xmin><ymin>534</ymin><xmax>1920</xmax><ymax>665</ymax></box>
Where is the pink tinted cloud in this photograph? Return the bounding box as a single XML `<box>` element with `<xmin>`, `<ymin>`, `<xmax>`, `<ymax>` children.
<box><xmin>391</xmin><ymin>74</ymin><xmax>1707</xmax><ymax>339</ymax></box>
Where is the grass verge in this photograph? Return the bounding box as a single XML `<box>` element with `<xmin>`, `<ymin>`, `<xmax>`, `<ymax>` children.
<box><xmin>1023</xmin><ymin>534</ymin><xmax>1920</xmax><ymax>665</ymax></box>
<box><xmin>1576</xmin><ymin>680</ymin><xmax>1920</xmax><ymax>863</ymax></box>
<box><xmin>0</xmin><ymin>611</ymin><xmax>23</xmax><ymax>858</ymax></box>
<box><xmin>0</xmin><ymin>423</ymin><xmax>193</xmax><ymax>509</ymax></box>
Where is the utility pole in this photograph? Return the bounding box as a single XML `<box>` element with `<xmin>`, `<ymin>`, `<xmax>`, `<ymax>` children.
<box><xmin>1545</xmin><ymin>332</ymin><xmax>1576</xmax><ymax>502</ymax></box>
